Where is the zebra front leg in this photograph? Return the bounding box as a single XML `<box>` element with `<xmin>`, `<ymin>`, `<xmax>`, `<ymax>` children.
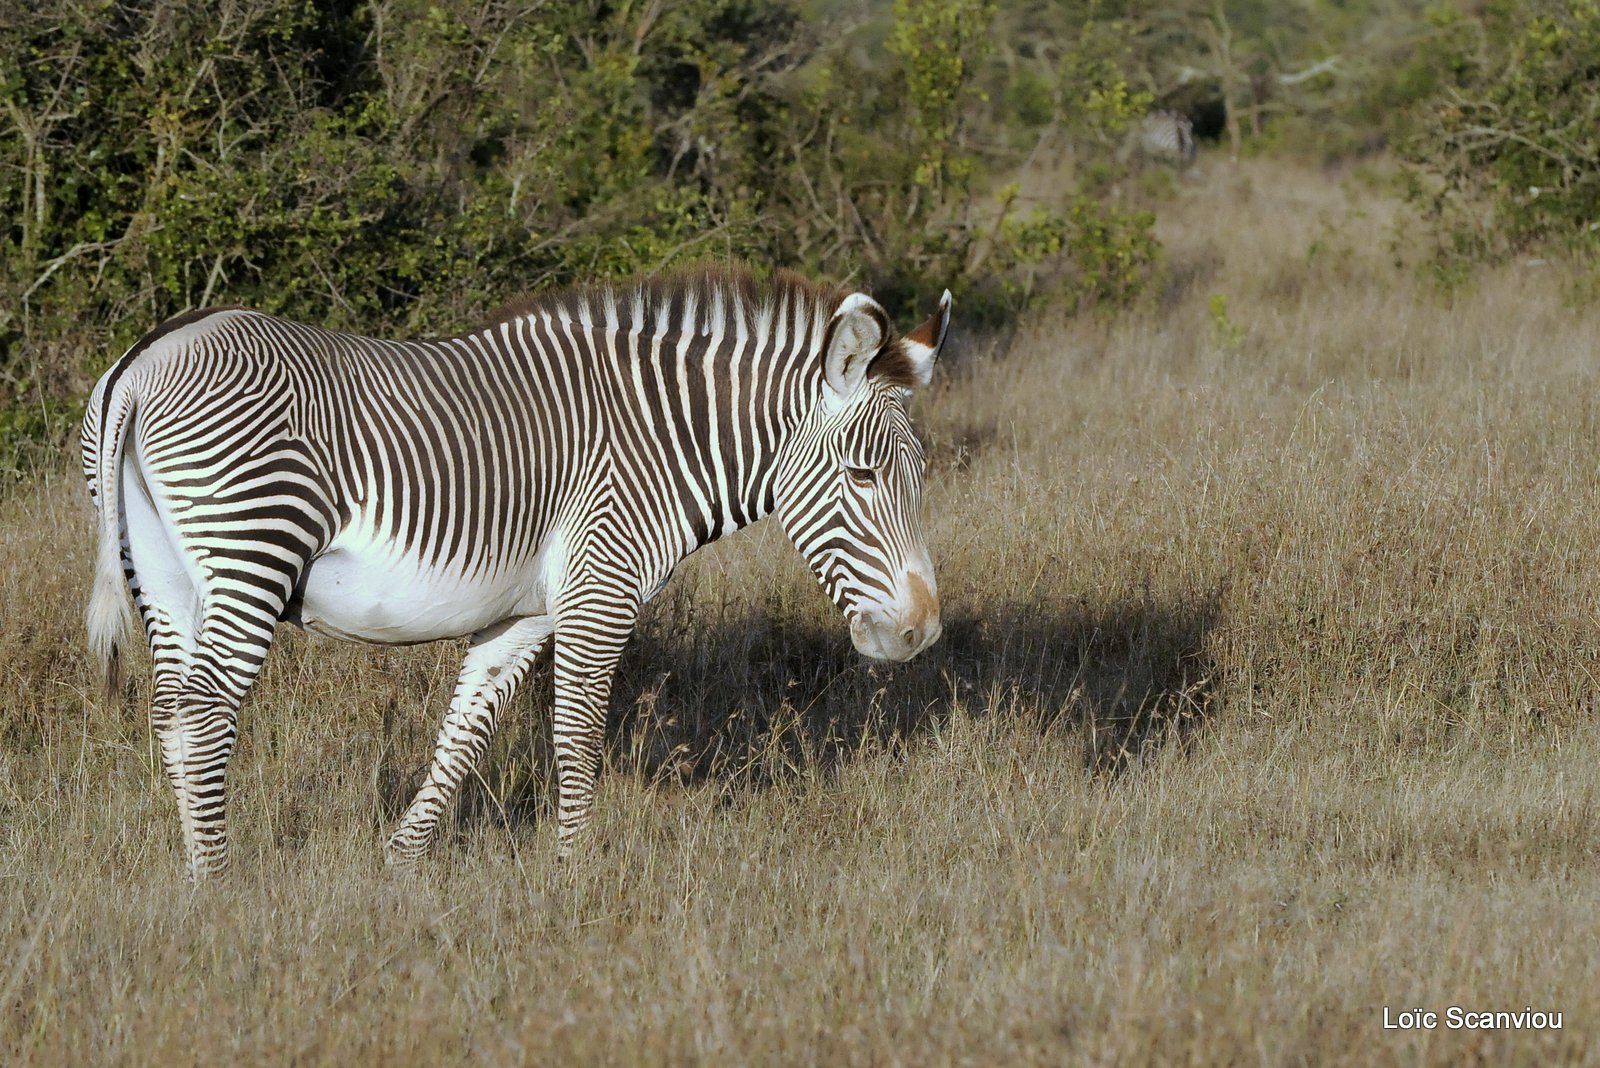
<box><xmin>386</xmin><ymin>615</ymin><xmax>554</xmax><ymax>866</ymax></box>
<box><xmin>551</xmin><ymin>586</ymin><xmax>640</xmax><ymax>859</ymax></box>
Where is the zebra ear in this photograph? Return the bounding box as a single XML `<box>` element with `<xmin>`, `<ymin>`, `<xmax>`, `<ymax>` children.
<box><xmin>900</xmin><ymin>289</ymin><xmax>952</xmax><ymax>387</ymax></box>
<box><xmin>823</xmin><ymin>293</ymin><xmax>889</xmax><ymax>400</ymax></box>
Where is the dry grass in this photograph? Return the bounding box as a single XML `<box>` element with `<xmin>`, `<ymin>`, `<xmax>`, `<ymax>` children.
<box><xmin>4</xmin><ymin>156</ymin><xmax>1599</xmax><ymax>1065</ymax></box>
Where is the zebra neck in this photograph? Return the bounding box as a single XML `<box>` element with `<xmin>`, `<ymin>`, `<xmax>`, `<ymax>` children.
<box><xmin>635</xmin><ymin>319</ymin><xmax>826</xmax><ymax>551</ymax></box>
<box><xmin>499</xmin><ymin>274</ymin><xmax>839</xmax><ymax>554</ymax></box>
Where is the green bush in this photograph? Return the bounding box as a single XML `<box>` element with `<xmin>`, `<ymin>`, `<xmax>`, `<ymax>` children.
<box><xmin>1400</xmin><ymin>0</ymin><xmax>1600</xmax><ymax>272</ymax></box>
<box><xmin>0</xmin><ymin>0</ymin><xmax>1167</xmax><ymax>481</ymax></box>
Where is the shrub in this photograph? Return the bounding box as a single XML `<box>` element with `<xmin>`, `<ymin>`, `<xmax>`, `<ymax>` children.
<box><xmin>1400</xmin><ymin>0</ymin><xmax>1600</xmax><ymax>272</ymax></box>
<box><xmin>0</xmin><ymin>0</ymin><xmax>1165</xmax><ymax>480</ymax></box>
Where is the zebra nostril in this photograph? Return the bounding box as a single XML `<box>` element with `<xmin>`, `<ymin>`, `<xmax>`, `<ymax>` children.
<box><xmin>901</xmin><ymin>626</ymin><xmax>916</xmax><ymax>647</ymax></box>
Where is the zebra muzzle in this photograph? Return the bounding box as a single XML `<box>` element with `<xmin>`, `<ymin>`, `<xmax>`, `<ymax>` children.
<box><xmin>848</xmin><ymin>572</ymin><xmax>942</xmax><ymax>663</ymax></box>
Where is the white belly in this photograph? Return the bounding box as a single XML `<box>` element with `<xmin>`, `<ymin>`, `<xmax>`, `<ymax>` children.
<box><xmin>294</xmin><ymin>523</ymin><xmax>566</xmax><ymax>644</ymax></box>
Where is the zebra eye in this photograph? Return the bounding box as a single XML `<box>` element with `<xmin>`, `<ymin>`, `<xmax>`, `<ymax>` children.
<box><xmin>845</xmin><ymin>466</ymin><xmax>877</xmax><ymax>488</ymax></box>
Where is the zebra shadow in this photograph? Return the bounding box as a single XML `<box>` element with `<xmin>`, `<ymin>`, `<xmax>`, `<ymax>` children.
<box><xmin>424</xmin><ymin>583</ymin><xmax>1222</xmax><ymax>831</ymax></box>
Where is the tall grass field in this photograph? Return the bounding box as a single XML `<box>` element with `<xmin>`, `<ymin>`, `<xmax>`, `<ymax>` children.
<box><xmin>2</xmin><ymin>159</ymin><xmax>1597</xmax><ymax>1064</ymax></box>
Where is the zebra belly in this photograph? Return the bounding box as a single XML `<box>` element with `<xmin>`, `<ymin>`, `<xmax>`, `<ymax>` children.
<box><xmin>293</xmin><ymin>527</ymin><xmax>565</xmax><ymax>645</ymax></box>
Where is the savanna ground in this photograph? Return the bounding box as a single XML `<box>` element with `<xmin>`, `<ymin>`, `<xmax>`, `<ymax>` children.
<box><xmin>4</xmin><ymin>157</ymin><xmax>1600</xmax><ymax>1065</ymax></box>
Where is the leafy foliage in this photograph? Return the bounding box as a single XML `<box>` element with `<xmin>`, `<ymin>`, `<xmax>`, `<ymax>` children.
<box><xmin>0</xmin><ymin>0</ymin><xmax>1175</xmax><ymax>478</ymax></box>
<box><xmin>1399</xmin><ymin>0</ymin><xmax>1600</xmax><ymax>272</ymax></box>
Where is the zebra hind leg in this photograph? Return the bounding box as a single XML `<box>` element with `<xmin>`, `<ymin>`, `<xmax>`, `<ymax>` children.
<box><xmin>145</xmin><ymin>630</ymin><xmax>211</xmax><ymax>876</ymax></box>
<box><xmin>167</xmin><ymin>592</ymin><xmax>295</xmax><ymax>881</ymax></box>
<box><xmin>148</xmin><ymin>657</ymin><xmax>197</xmax><ymax>870</ymax></box>
<box><xmin>125</xmin><ymin>430</ymin><xmax>329</xmax><ymax>880</ymax></box>
<box><xmin>117</xmin><ymin>477</ymin><xmax>219</xmax><ymax>878</ymax></box>
<box><xmin>386</xmin><ymin>614</ymin><xmax>555</xmax><ymax>866</ymax></box>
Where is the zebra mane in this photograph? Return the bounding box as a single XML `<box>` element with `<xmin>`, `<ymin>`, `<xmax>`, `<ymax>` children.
<box><xmin>481</xmin><ymin>264</ymin><xmax>847</xmax><ymax>342</ymax></box>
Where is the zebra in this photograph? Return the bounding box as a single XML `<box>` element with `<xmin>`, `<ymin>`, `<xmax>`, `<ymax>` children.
<box><xmin>81</xmin><ymin>266</ymin><xmax>952</xmax><ymax>880</ymax></box>
<box><xmin>1125</xmin><ymin>109</ymin><xmax>1197</xmax><ymax>168</ymax></box>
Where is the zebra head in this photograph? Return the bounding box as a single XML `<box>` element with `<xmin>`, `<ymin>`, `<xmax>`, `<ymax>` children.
<box><xmin>775</xmin><ymin>289</ymin><xmax>952</xmax><ymax>663</ymax></box>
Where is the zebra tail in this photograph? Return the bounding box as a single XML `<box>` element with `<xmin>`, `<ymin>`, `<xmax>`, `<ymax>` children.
<box><xmin>87</xmin><ymin>377</ymin><xmax>138</xmax><ymax>702</ymax></box>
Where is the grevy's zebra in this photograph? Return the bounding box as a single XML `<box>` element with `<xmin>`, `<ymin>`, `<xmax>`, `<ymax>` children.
<box><xmin>1130</xmin><ymin>109</ymin><xmax>1197</xmax><ymax>167</ymax></box>
<box><xmin>83</xmin><ymin>267</ymin><xmax>951</xmax><ymax>880</ymax></box>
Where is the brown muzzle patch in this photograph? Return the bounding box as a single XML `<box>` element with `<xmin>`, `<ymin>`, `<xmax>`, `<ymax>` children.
<box><xmin>905</xmin><ymin>570</ymin><xmax>938</xmax><ymax>628</ymax></box>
